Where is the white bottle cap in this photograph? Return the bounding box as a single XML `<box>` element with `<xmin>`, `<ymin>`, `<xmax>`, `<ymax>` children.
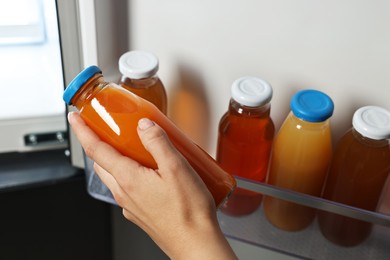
<box><xmin>231</xmin><ymin>76</ymin><xmax>273</xmax><ymax>107</ymax></box>
<box><xmin>352</xmin><ymin>106</ymin><xmax>390</xmax><ymax>140</ymax></box>
<box><xmin>119</xmin><ymin>50</ymin><xmax>159</xmax><ymax>79</ymax></box>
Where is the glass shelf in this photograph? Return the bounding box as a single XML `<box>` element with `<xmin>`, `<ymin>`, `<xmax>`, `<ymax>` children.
<box><xmin>218</xmin><ymin>177</ymin><xmax>390</xmax><ymax>259</ymax></box>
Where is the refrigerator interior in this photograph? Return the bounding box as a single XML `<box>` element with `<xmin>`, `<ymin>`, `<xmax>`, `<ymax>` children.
<box><xmin>71</xmin><ymin>1</ymin><xmax>390</xmax><ymax>259</ymax></box>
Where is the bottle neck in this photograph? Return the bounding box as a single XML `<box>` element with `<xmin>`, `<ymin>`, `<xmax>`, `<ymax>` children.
<box><xmin>120</xmin><ymin>75</ymin><xmax>159</xmax><ymax>89</ymax></box>
<box><xmin>229</xmin><ymin>99</ymin><xmax>271</xmax><ymax>117</ymax></box>
<box><xmin>289</xmin><ymin>112</ymin><xmax>330</xmax><ymax>130</ymax></box>
<box><xmin>352</xmin><ymin>128</ymin><xmax>389</xmax><ymax>148</ymax></box>
<box><xmin>71</xmin><ymin>74</ymin><xmax>107</xmax><ymax>110</ymax></box>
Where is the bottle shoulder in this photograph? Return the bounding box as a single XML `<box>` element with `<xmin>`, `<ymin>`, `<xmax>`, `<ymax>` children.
<box><xmin>218</xmin><ymin>109</ymin><xmax>275</xmax><ymax>137</ymax></box>
<box><xmin>333</xmin><ymin>129</ymin><xmax>390</xmax><ymax>169</ymax></box>
<box><xmin>227</xmin><ymin>99</ymin><xmax>272</xmax><ymax>118</ymax></box>
<box><xmin>219</xmin><ymin>109</ymin><xmax>274</xmax><ymax>125</ymax></box>
<box><xmin>281</xmin><ymin>112</ymin><xmax>331</xmax><ymax>130</ymax></box>
<box><xmin>120</xmin><ymin>75</ymin><xmax>164</xmax><ymax>90</ymax></box>
<box><xmin>349</xmin><ymin>128</ymin><xmax>389</xmax><ymax>148</ymax></box>
<box><xmin>71</xmin><ymin>75</ymin><xmax>108</xmax><ymax>109</ymax></box>
<box><xmin>274</xmin><ymin>112</ymin><xmax>332</xmax><ymax>147</ymax></box>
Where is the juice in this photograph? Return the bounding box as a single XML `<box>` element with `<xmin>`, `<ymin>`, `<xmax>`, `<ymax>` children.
<box><xmin>120</xmin><ymin>76</ymin><xmax>167</xmax><ymax>115</ymax></box>
<box><xmin>217</xmin><ymin>77</ymin><xmax>274</xmax><ymax>216</ymax></box>
<box><xmin>80</xmin><ymin>85</ymin><xmax>157</xmax><ymax>168</ymax></box>
<box><xmin>217</xmin><ymin>105</ymin><xmax>274</xmax><ymax>181</ymax></box>
<box><xmin>318</xmin><ymin>106</ymin><xmax>390</xmax><ymax>246</ymax></box>
<box><xmin>217</xmin><ymin>101</ymin><xmax>274</xmax><ymax>215</ymax></box>
<box><xmin>264</xmin><ymin>114</ymin><xmax>332</xmax><ymax>230</ymax></box>
<box><xmin>64</xmin><ymin>66</ymin><xmax>236</xmax><ymax>207</ymax></box>
<box><xmin>263</xmin><ymin>90</ymin><xmax>333</xmax><ymax>231</ymax></box>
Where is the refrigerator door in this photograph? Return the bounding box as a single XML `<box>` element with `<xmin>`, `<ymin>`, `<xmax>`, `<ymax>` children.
<box><xmin>0</xmin><ymin>0</ymin><xmax>66</xmax><ymax>153</ymax></box>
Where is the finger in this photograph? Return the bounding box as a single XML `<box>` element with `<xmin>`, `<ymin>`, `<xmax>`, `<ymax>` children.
<box><xmin>94</xmin><ymin>163</ymin><xmax>153</xmax><ymax>231</ymax></box>
<box><xmin>68</xmin><ymin>112</ymin><xmax>143</xmax><ymax>180</ymax></box>
<box><xmin>122</xmin><ymin>208</ymin><xmax>144</xmax><ymax>228</ymax></box>
<box><xmin>137</xmin><ymin>118</ymin><xmax>186</xmax><ymax>171</ymax></box>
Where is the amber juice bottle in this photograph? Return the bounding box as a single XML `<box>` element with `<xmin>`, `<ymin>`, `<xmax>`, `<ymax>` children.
<box><xmin>63</xmin><ymin>66</ymin><xmax>236</xmax><ymax>207</ymax></box>
<box><xmin>119</xmin><ymin>50</ymin><xmax>167</xmax><ymax>114</ymax></box>
<box><xmin>318</xmin><ymin>106</ymin><xmax>390</xmax><ymax>247</ymax></box>
<box><xmin>217</xmin><ymin>76</ymin><xmax>275</xmax><ymax>216</ymax></box>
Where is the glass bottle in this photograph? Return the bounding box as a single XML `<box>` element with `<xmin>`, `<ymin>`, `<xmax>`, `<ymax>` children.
<box><xmin>318</xmin><ymin>106</ymin><xmax>390</xmax><ymax>247</ymax></box>
<box><xmin>119</xmin><ymin>50</ymin><xmax>167</xmax><ymax>114</ymax></box>
<box><xmin>63</xmin><ymin>66</ymin><xmax>236</xmax><ymax>207</ymax></box>
<box><xmin>216</xmin><ymin>76</ymin><xmax>275</xmax><ymax>216</ymax></box>
<box><xmin>263</xmin><ymin>89</ymin><xmax>334</xmax><ymax>231</ymax></box>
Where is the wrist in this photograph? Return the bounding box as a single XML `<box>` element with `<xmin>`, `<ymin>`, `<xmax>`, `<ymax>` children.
<box><xmin>168</xmin><ymin>216</ymin><xmax>237</xmax><ymax>260</ymax></box>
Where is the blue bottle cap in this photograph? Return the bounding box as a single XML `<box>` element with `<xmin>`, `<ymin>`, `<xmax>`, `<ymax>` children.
<box><xmin>290</xmin><ymin>89</ymin><xmax>334</xmax><ymax>122</ymax></box>
<box><xmin>63</xmin><ymin>65</ymin><xmax>102</xmax><ymax>105</ymax></box>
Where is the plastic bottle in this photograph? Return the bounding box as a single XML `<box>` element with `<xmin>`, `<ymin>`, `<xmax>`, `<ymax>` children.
<box><xmin>216</xmin><ymin>76</ymin><xmax>275</xmax><ymax>216</ymax></box>
<box><xmin>318</xmin><ymin>106</ymin><xmax>390</xmax><ymax>247</ymax></box>
<box><xmin>63</xmin><ymin>66</ymin><xmax>236</xmax><ymax>207</ymax></box>
<box><xmin>263</xmin><ymin>89</ymin><xmax>334</xmax><ymax>231</ymax></box>
<box><xmin>119</xmin><ymin>50</ymin><xmax>167</xmax><ymax>114</ymax></box>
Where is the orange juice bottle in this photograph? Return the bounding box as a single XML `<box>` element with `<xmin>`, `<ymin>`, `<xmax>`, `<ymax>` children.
<box><xmin>318</xmin><ymin>106</ymin><xmax>390</xmax><ymax>247</ymax></box>
<box><xmin>119</xmin><ymin>50</ymin><xmax>167</xmax><ymax>114</ymax></box>
<box><xmin>216</xmin><ymin>76</ymin><xmax>275</xmax><ymax>216</ymax></box>
<box><xmin>263</xmin><ymin>89</ymin><xmax>334</xmax><ymax>231</ymax></box>
<box><xmin>63</xmin><ymin>66</ymin><xmax>236</xmax><ymax>207</ymax></box>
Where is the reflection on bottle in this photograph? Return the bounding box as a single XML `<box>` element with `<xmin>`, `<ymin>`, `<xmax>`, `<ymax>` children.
<box><xmin>168</xmin><ymin>63</ymin><xmax>211</xmax><ymax>151</ymax></box>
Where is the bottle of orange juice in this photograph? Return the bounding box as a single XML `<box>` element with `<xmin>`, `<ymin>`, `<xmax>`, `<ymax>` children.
<box><xmin>63</xmin><ymin>66</ymin><xmax>236</xmax><ymax>207</ymax></box>
<box><xmin>217</xmin><ymin>76</ymin><xmax>275</xmax><ymax>216</ymax></box>
<box><xmin>263</xmin><ymin>89</ymin><xmax>334</xmax><ymax>231</ymax></box>
<box><xmin>119</xmin><ymin>50</ymin><xmax>167</xmax><ymax>114</ymax></box>
<box><xmin>318</xmin><ymin>106</ymin><xmax>390</xmax><ymax>247</ymax></box>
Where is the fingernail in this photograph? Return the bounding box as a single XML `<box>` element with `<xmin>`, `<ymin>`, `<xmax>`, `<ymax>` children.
<box><xmin>67</xmin><ymin>112</ymin><xmax>75</xmax><ymax>124</ymax></box>
<box><xmin>138</xmin><ymin>118</ymin><xmax>155</xmax><ymax>130</ymax></box>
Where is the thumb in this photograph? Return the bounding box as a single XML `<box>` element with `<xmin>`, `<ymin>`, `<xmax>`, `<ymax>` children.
<box><xmin>137</xmin><ymin>118</ymin><xmax>184</xmax><ymax>169</ymax></box>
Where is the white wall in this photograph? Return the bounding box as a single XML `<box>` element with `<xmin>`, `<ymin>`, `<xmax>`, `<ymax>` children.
<box><xmin>126</xmin><ymin>0</ymin><xmax>390</xmax><ymax>156</ymax></box>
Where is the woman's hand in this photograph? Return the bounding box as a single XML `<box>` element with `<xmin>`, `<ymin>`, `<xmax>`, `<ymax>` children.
<box><xmin>68</xmin><ymin>112</ymin><xmax>236</xmax><ymax>259</ymax></box>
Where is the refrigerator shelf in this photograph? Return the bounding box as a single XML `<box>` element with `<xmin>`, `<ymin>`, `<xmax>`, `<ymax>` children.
<box><xmin>218</xmin><ymin>177</ymin><xmax>390</xmax><ymax>259</ymax></box>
